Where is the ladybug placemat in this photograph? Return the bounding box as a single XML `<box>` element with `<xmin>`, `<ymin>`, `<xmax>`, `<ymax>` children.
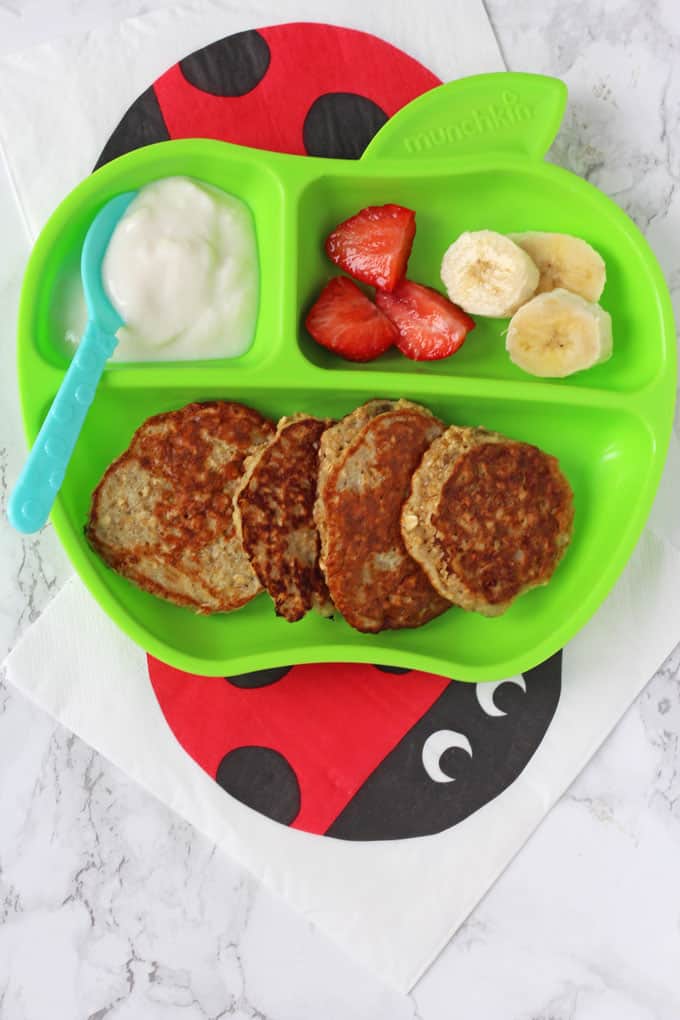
<box><xmin>95</xmin><ymin>23</ymin><xmax>440</xmax><ymax>164</ymax></box>
<box><xmin>87</xmin><ymin>20</ymin><xmax>560</xmax><ymax>842</ymax></box>
<box><xmin>3</xmin><ymin>5</ymin><xmax>680</xmax><ymax>992</ymax></box>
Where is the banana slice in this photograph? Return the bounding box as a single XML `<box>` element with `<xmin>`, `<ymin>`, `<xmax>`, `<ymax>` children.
<box><xmin>506</xmin><ymin>288</ymin><xmax>612</xmax><ymax>378</ymax></box>
<box><xmin>440</xmin><ymin>230</ymin><xmax>539</xmax><ymax>318</ymax></box>
<box><xmin>508</xmin><ymin>231</ymin><xmax>606</xmax><ymax>302</ymax></box>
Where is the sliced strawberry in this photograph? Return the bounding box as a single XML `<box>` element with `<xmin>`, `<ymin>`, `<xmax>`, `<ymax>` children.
<box><xmin>305</xmin><ymin>277</ymin><xmax>398</xmax><ymax>362</ymax></box>
<box><xmin>325</xmin><ymin>204</ymin><xmax>416</xmax><ymax>292</ymax></box>
<box><xmin>375</xmin><ymin>279</ymin><xmax>476</xmax><ymax>361</ymax></box>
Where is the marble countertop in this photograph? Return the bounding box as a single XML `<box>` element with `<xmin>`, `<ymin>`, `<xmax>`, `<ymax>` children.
<box><xmin>1</xmin><ymin>1</ymin><xmax>679</xmax><ymax>1017</ymax></box>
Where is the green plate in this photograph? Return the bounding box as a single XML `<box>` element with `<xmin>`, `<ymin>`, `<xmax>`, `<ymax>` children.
<box><xmin>16</xmin><ymin>73</ymin><xmax>676</xmax><ymax>681</ymax></box>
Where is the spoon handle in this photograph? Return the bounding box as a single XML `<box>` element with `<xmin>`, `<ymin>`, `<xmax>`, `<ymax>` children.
<box><xmin>8</xmin><ymin>320</ymin><xmax>117</xmax><ymax>534</ymax></box>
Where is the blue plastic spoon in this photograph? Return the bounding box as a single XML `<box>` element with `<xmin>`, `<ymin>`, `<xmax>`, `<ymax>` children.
<box><xmin>8</xmin><ymin>191</ymin><xmax>137</xmax><ymax>534</ymax></box>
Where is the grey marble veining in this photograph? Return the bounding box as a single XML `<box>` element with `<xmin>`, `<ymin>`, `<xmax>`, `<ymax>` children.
<box><xmin>1</xmin><ymin>1</ymin><xmax>680</xmax><ymax>1018</ymax></box>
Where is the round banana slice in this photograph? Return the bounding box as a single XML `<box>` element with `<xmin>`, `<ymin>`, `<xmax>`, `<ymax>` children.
<box><xmin>440</xmin><ymin>230</ymin><xmax>539</xmax><ymax>318</ymax></box>
<box><xmin>506</xmin><ymin>288</ymin><xmax>613</xmax><ymax>378</ymax></box>
<box><xmin>508</xmin><ymin>231</ymin><xmax>606</xmax><ymax>302</ymax></box>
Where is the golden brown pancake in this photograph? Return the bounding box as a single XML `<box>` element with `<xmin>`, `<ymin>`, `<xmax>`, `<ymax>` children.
<box><xmin>401</xmin><ymin>426</ymin><xmax>574</xmax><ymax>615</ymax></box>
<box><xmin>235</xmin><ymin>414</ymin><xmax>333</xmax><ymax>622</ymax></box>
<box><xmin>86</xmin><ymin>401</ymin><xmax>274</xmax><ymax>613</ymax></box>
<box><xmin>315</xmin><ymin>399</ymin><xmax>450</xmax><ymax>633</ymax></box>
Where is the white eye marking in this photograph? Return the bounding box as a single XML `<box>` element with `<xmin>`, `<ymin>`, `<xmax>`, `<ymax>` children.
<box><xmin>422</xmin><ymin>730</ymin><xmax>473</xmax><ymax>783</ymax></box>
<box><xmin>476</xmin><ymin>676</ymin><xmax>527</xmax><ymax>718</ymax></box>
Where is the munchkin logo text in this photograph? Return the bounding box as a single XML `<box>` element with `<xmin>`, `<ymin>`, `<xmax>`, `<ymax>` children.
<box><xmin>403</xmin><ymin>91</ymin><xmax>533</xmax><ymax>153</ymax></box>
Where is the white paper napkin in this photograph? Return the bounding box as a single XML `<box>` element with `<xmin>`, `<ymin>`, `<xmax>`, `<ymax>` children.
<box><xmin>6</xmin><ymin>499</ymin><xmax>680</xmax><ymax>990</ymax></box>
<box><xmin>2</xmin><ymin>0</ymin><xmax>680</xmax><ymax>993</ymax></box>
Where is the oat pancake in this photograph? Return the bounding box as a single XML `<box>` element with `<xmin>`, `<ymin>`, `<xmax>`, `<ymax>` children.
<box><xmin>315</xmin><ymin>400</ymin><xmax>450</xmax><ymax>632</ymax></box>
<box><xmin>86</xmin><ymin>401</ymin><xmax>274</xmax><ymax>613</ymax></box>
<box><xmin>401</xmin><ymin>426</ymin><xmax>574</xmax><ymax>615</ymax></box>
<box><xmin>235</xmin><ymin>414</ymin><xmax>333</xmax><ymax>622</ymax></box>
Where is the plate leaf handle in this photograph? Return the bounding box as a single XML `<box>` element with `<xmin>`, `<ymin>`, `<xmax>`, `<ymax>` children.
<box><xmin>362</xmin><ymin>72</ymin><xmax>567</xmax><ymax>163</ymax></box>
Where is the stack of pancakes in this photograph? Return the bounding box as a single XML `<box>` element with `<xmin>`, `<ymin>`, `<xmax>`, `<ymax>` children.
<box><xmin>87</xmin><ymin>398</ymin><xmax>573</xmax><ymax>630</ymax></box>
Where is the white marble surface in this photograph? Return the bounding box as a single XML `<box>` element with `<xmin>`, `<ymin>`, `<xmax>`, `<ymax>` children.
<box><xmin>1</xmin><ymin>1</ymin><xmax>679</xmax><ymax>1017</ymax></box>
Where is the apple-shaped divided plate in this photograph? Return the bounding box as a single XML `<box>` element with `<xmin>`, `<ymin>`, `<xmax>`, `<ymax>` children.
<box><xmin>16</xmin><ymin>73</ymin><xmax>676</xmax><ymax>681</ymax></box>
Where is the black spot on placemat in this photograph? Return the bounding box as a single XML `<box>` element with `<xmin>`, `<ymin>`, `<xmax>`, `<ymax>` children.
<box><xmin>303</xmin><ymin>92</ymin><xmax>388</xmax><ymax>158</ymax></box>
<box><xmin>226</xmin><ymin>666</ymin><xmax>293</xmax><ymax>689</ymax></box>
<box><xmin>180</xmin><ymin>30</ymin><xmax>270</xmax><ymax>97</ymax></box>
<box><xmin>216</xmin><ymin>746</ymin><xmax>300</xmax><ymax>824</ymax></box>
<box><xmin>94</xmin><ymin>86</ymin><xmax>169</xmax><ymax>170</ymax></box>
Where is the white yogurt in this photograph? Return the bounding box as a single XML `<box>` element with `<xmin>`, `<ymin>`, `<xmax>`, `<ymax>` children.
<box><xmin>100</xmin><ymin>176</ymin><xmax>258</xmax><ymax>361</ymax></box>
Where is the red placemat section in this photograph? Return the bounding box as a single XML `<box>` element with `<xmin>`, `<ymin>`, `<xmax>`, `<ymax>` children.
<box><xmin>95</xmin><ymin>23</ymin><xmax>440</xmax><ymax>165</ymax></box>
